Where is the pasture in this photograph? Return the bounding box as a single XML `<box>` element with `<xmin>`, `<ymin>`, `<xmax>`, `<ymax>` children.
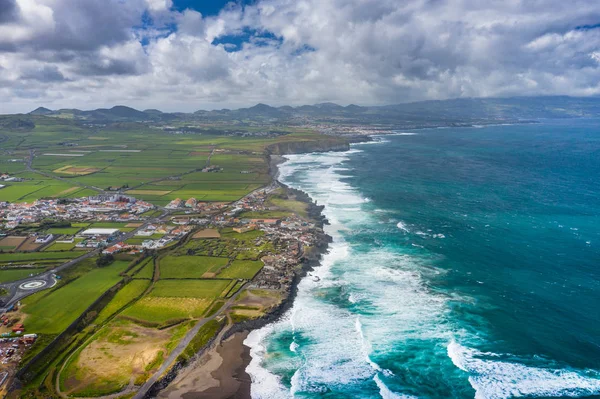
<box><xmin>94</xmin><ymin>279</ymin><xmax>151</xmax><ymax>325</ymax></box>
<box><xmin>149</xmin><ymin>279</ymin><xmax>230</xmax><ymax>298</ymax></box>
<box><xmin>218</xmin><ymin>260</ymin><xmax>264</xmax><ymax>280</ymax></box>
<box><xmin>21</xmin><ymin>259</ymin><xmax>130</xmax><ymax>333</ymax></box>
<box><xmin>159</xmin><ymin>255</ymin><xmax>229</xmax><ymax>279</ymax></box>
<box><xmin>0</xmin><ymin>267</ymin><xmax>45</xmax><ymax>283</ymax></box>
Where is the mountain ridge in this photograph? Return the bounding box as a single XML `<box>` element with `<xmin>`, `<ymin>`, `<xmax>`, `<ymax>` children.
<box><xmin>23</xmin><ymin>95</ymin><xmax>600</xmax><ymax>124</ymax></box>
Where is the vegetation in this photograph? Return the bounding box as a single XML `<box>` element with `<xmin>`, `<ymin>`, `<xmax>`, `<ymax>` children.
<box><xmin>0</xmin><ymin>267</ymin><xmax>45</xmax><ymax>283</ymax></box>
<box><xmin>94</xmin><ymin>279</ymin><xmax>151</xmax><ymax>325</ymax></box>
<box><xmin>178</xmin><ymin>319</ymin><xmax>224</xmax><ymax>362</ymax></box>
<box><xmin>21</xmin><ymin>260</ymin><xmax>129</xmax><ymax>333</ymax></box>
<box><xmin>149</xmin><ymin>279</ymin><xmax>230</xmax><ymax>298</ymax></box>
<box><xmin>218</xmin><ymin>260</ymin><xmax>263</xmax><ymax>279</ymax></box>
<box><xmin>159</xmin><ymin>255</ymin><xmax>229</xmax><ymax>279</ymax></box>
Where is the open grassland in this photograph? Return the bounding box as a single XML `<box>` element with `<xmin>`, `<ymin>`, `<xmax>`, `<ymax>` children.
<box><xmin>217</xmin><ymin>260</ymin><xmax>263</xmax><ymax>280</ymax></box>
<box><xmin>132</xmin><ymin>257</ymin><xmax>154</xmax><ymax>279</ymax></box>
<box><xmin>159</xmin><ymin>255</ymin><xmax>229</xmax><ymax>279</ymax></box>
<box><xmin>22</xmin><ymin>260</ymin><xmax>130</xmax><ymax>334</ymax></box>
<box><xmin>149</xmin><ymin>279</ymin><xmax>230</xmax><ymax>298</ymax></box>
<box><xmin>120</xmin><ymin>297</ymin><xmax>211</xmax><ymax>326</ymax></box>
<box><xmin>0</xmin><ymin>267</ymin><xmax>45</xmax><ymax>283</ymax></box>
<box><xmin>46</xmin><ymin>226</ymin><xmax>84</xmax><ymax>235</ymax></box>
<box><xmin>94</xmin><ymin>279</ymin><xmax>151</xmax><ymax>325</ymax></box>
<box><xmin>0</xmin><ymin>251</ymin><xmax>81</xmax><ymax>263</ymax></box>
<box><xmin>43</xmin><ymin>241</ymin><xmax>77</xmax><ymax>251</ymax></box>
<box><xmin>119</xmin><ymin>279</ymin><xmax>229</xmax><ymax>326</ymax></box>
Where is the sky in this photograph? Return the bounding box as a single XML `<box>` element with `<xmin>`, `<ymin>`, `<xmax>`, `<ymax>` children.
<box><xmin>1</xmin><ymin>0</ymin><xmax>600</xmax><ymax>113</ymax></box>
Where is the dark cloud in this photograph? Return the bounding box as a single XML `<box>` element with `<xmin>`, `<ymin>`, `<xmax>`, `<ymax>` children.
<box><xmin>75</xmin><ymin>58</ymin><xmax>142</xmax><ymax>76</ymax></box>
<box><xmin>0</xmin><ymin>0</ymin><xmax>18</xmax><ymax>24</ymax></box>
<box><xmin>20</xmin><ymin>66</ymin><xmax>68</xmax><ymax>82</ymax></box>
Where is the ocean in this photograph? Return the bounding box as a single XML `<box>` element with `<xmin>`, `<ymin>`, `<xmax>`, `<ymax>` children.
<box><xmin>244</xmin><ymin>119</ymin><xmax>600</xmax><ymax>399</ymax></box>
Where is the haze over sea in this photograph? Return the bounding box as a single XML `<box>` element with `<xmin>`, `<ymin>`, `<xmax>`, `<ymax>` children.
<box><xmin>245</xmin><ymin>119</ymin><xmax>600</xmax><ymax>399</ymax></box>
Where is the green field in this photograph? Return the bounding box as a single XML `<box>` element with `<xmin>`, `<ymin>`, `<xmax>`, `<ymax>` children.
<box><xmin>159</xmin><ymin>255</ymin><xmax>229</xmax><ymax>279</ymax></box>
<box><xmin>120</xmin><ymin>297</ymin><xmax>212</xmax><ymax>326</ymax></box>
<box><xmin>218</xmin><ymin>260</ymin><xmax>263</xmax><ymax>279</ymax></box>
<box><xmin>46</xmin><ymin>227</ymin><xmax>83</xmax><ymax>235</ymax></box>
<box><xmin>0</xmin><ymin>267</ymin><xmax>46</xmax><ymax>283</ymax></box>
<box><xmin>0</xmin><ymin>251</ymin><xmax>81</xmax><ymax>263</ymax></box>
<box><xmin>132</xmin><ymin>257</ymin><xmax>155</xmax><ymax>279</ymax></box>
<box><xmin>95</xmin><ymin>279</ymin><xmax>151</xmax><ymax>325</ymax></box>
<box><xmin>149</xmin><ymin>279</ymin><xmax>230</xmax><ymax>298</ymax></box>
<box><xmin>22</xmin><ymin>260</ymin><xmax>130</xmax><ymax>333</ymax></box>
<box><xmin>43</xmin><ymin>241</ymin><xmax>76</xmax><ymax>251</ymax></box>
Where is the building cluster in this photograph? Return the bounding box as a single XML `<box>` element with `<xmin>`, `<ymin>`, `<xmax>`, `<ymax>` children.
<box><xmin>0</xmin><ymin>174</ymin><xmax>24</xmax><ymax>183</ymax></box>
<box><xmin>165</xmin><ymin>198</ymin><xmax>228</xmax><ymax>214</ymax></box>
<box><xmin>0</xmin><ymin>195</ymin><xmax>154</xmax><ymax>230</ymax></box>
<box><xmin>76</xmin><ymin>228</ymin><xmax>121</xmax><ymax>248</ymax></box>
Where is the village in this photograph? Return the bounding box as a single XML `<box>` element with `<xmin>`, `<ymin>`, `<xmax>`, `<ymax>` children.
<box><xmin>0</xmin><ymin>182</ymin><xmax>326</xmax><ymax>291</ymax></box>
<box><xmin>0</xmin><ymin>194</ymin><xmax>155</xmax><ymax>229</ymax></box>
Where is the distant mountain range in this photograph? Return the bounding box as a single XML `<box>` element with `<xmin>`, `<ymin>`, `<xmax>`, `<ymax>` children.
<box><xmin>25</xmin><ymin>96</ymin><xmax>600</xmax><ymax>126</ymax></box>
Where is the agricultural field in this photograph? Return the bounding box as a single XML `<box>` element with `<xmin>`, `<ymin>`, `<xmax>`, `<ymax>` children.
<box><xmin>159</xmin><ymin>255</ymin><xmax>229</xmax><ymax>279</ymax></box>
<box><xmin>149</xmin><ymin>279</ymin><xmax>230</xmax><ymax>298</ymax></box>
<box><xmin>217</xmin><ymin>259</ymin><xmax>264</xmax><ymax>280</ymax></box>
<box><xmin>43</xmin><ymin>241</ymin><xmax>77</xmax><ymax>251</ymax></box>
<box><xmin>120</xmin><ymin>279</ymin><xmax>230</xmax><ymax>327</ymax></box>
<box><xmin>21</xmin><ymin>259</ymin><xmax>130</xmax><ymax>333</ymax></box>
<box><xmin>46</xmin><ymin>226</ymin><xmax>84</xmax><ymax>235</ymax></box>
<box><xmin>94</xmin><ymin>279</ymin><xmax>151</xmax><ymax>325</ymax></box>
<box><xmin>132</xmin><ymin>257</ymin><xmax>155</xmax><ymax>280</ymax></box>
<box><xmin>0</xmin><ymin>236</ymin><xmax>26</xmax><ymax>251</ymax></box>
<box><xmin>0</xmin><ymin>116</ymin><xmax>333</xmax><ymax>207</ymax></box>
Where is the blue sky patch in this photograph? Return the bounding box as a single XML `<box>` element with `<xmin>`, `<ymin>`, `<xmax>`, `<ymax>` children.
<box><xmin>212</xmin><ymin>28</ymin><xmax>283</xmax><ymax>52</ymax></box>
<box><xmin>172</xmin><ymin>0</ymin><xmax>256</xmax><ymax>16</ymax></box>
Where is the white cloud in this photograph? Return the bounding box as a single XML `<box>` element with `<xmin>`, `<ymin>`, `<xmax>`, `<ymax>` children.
<box><xmin>1</xmin><ymin>0</ymin><xmax>600</xmax><ymax>113</ymax></box>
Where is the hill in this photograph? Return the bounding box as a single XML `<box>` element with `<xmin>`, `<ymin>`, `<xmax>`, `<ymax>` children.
<box><xmin>21</xmin><ymin>96</ymin><xmax>600</xmax><ymax>125</ymax></box>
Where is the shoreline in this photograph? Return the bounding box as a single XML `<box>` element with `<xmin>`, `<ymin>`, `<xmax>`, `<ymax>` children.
<box><xmin>146</xmin><ymin>145</ymin><xmax>345</xmax><ymax>399</ymax></box>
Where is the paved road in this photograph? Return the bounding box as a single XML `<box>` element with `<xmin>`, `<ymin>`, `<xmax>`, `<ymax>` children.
<box><xmin>26</xmin><ymin>149</ymin><xmax>104</xmax><ymax>193</ymax></box>
<box><xmin>0</xmin><ymin>221</ymin><xmax>157</xmax><ymax>312</ymax></box>
<box><xmin>133</xmin><ymin>283</ymin><xmax>246</xmax><ymax>399</ymax></box>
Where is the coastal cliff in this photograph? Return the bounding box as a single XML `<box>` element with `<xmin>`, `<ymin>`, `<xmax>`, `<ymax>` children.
<box><xmin>266</xmin><ymin>137</ymin><xmax>350</xmax><ymax>155</ymax></box>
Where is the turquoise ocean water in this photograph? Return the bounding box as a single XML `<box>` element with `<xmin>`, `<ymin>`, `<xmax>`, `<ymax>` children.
<box><xmin>245</xmin><ymin>119</ymin><xmax>600</xmax><ymax>399</ymax></box>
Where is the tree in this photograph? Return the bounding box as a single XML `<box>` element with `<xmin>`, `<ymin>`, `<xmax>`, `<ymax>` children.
<box><xmin>96</xmin><ymin>254</ymin><xmax>114</xmax><ymax>267</ymax></box>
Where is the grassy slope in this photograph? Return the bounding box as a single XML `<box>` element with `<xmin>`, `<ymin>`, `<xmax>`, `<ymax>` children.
<box><xmin>22</xmin><ymin>260</ymin><xmax>130</xmax><ymax>333</ymax></box>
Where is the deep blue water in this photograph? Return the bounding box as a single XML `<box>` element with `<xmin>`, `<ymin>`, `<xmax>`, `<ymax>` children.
<box><xmin>246</xmin><ymin>119</ymin><xmax>600</xmax><ymax>399</ymax></box>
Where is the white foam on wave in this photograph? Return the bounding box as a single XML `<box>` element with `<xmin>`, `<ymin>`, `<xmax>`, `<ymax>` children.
<box><xmin>396</xmin><ymin>221</ymin><xmax>410</xmax><ymax>233</ymax></box>
<box><xmin>245</xmin><ymin>322</ymin><xmax>292</xmax><ymax>399</ymax></box>
<box><xmin>374</xmin><ymin>375</ymin><xmax>418</xmax><ymax>399</ymax></box>
<box><xmin>246</xmin><ymin>148</ymin><xmax>454</xmax><ymax>398</ymax></box>
<box><xmin>447</xmin><ymin>340</ymin><xmax>600</xmax><ymax>399</ymax></box>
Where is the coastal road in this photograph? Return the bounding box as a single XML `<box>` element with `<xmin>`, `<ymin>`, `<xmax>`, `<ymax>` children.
<box><xmin>132</xmin><ymin>283</ymin><xmax>247</xmax><ymax>399</ymax></box>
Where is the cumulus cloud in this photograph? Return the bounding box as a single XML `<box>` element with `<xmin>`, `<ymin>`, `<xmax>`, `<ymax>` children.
<box><xmin>1</xmin><ymin>0</ymin><xmax>600</xmax><ymax>113</ymax></box>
